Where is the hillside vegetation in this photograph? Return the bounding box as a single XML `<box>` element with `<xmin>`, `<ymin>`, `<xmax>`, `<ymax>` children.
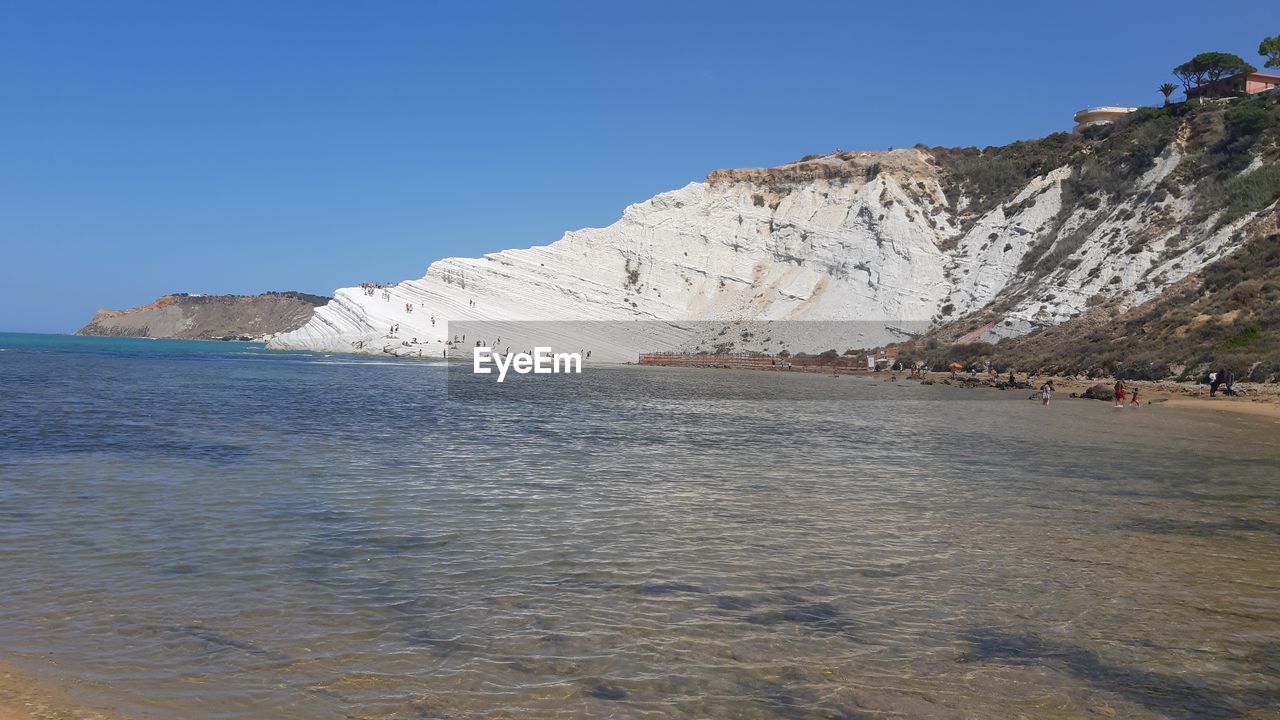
<box><xmin>908</xmin><ymin>91</ymin><xmax>1280</xmax><ymax>381</ymax></box>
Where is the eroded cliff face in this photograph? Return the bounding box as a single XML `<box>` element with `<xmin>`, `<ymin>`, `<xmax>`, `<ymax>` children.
<box><xmin>270</xmin><ymin>97</ymin><xmax>1279</xmax><ymax>361</ymax></box>
<box><xmin>77</xmin><ymin>292</ymin><xmax>329</xmax><ymax>340</ymax></box>
<box><xmin>270</xmin><ymin>149</ymin><xmax>960</xmax><ymax>359</ymax></box>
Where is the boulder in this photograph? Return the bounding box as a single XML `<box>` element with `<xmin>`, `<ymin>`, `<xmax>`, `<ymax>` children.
<box><xmin>1080</xmin><ymin>383</ymin><xmax>1115</xmax><ymax>401</ymax></box>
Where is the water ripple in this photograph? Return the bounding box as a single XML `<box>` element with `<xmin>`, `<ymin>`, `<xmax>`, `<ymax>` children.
<box><xmin>1</xmin><ymin>339</ymin><xmax>1278</xmax><ymax>718</ymax></box>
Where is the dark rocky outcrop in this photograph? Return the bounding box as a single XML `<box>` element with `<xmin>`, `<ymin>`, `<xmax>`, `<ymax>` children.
<box><xmin>76</xmin><ymin>291</ymin><xmax>329</xmax><ymax>340</ymax></box>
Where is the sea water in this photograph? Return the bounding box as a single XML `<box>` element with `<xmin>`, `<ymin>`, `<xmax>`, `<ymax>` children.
<box><xmin>1</xmin><ymin>332</ymin><xmax>1277</xmax><ymax>719</ymax></box>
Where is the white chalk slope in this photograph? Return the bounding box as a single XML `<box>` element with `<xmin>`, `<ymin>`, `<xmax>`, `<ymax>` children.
<box><xmin>269</xmin><ymin>148</ymin><xmax>1261</xmax><ymax>360</ymax></box>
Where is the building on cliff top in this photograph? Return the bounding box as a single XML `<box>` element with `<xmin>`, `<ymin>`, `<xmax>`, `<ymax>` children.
<box><xmin>1072</xmin><ymin>106</ymin><xmax>1138</xmax><ymax>132</ymax></box>
<box><xmin>1186</xmin><ymin>71</ymin><xmax>1280</xmax><ymax>100</ymax></box>
<box><xmin>1073</xmin><ymin>73</ymin><xmax>1280</xmax><ymax>132</ymax></box>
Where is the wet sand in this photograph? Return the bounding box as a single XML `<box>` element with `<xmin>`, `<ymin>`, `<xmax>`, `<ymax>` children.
<box><xmin>0</xmin><ymin>660</ymin><xmax>121</xmax><ymax>720</ymax></box>
<box><xmin>1161</xmin><ymin>394</ymin><xmax>1280</xmax><ymax>419</ymax></box>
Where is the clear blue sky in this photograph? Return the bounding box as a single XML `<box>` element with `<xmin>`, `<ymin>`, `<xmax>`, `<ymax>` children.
<box><xmin>0</xmin><ymin>0</ymin><xmax>1272</xmax><ymax>332</ymax></box>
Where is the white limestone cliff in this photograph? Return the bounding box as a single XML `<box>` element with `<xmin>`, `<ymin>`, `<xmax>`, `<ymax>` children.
<box><xmin>268</xmin><ymin>147</ymin><xmax>1265</xmax><ymax>361</ymax></box>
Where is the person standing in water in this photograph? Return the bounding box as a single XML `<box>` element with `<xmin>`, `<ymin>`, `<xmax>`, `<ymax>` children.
<box><xmin>1040</xmin><ymin>379</ymin><xmax>1054</xmax><ymax>406</ymax></box>
<box><xmin>1113</xmin><ymin>378</ymin><xmax>1126</xmax><ymax>408</ymax></box>
<box><xmin>1129</xmin><ymin>384</ymin><xmax>1141</xmax><ymax>407</ymax></box>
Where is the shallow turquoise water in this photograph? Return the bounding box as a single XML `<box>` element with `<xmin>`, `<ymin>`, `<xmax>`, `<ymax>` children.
<box><xmin>1</xmin><ymin>333</ymin><xmax>1278</xmax><ymax>719</ymax></box>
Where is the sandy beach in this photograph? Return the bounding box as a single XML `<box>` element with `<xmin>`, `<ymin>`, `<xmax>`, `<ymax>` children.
<box><xmin>639</xmin><ymin>356</ymin><xmax>1280</xmax><ymax>423</ymax></box>
<box><xmin>924</xmin><ymin>372</ymin><xmax>1280</xmax><ymax>422</ymax></box>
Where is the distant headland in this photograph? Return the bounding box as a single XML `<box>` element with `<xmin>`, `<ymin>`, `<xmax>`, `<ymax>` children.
<box><xmin>76</xmin><ymin>291</ymin><xmax>330</xmax><ymax>342</ymax></box>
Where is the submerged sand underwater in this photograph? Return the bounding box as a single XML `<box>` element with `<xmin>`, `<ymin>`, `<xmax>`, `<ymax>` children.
<box><xmin>1</xmin><ymin>335</ymin><xmax>1278</xmax><ymax>719</ymax></box>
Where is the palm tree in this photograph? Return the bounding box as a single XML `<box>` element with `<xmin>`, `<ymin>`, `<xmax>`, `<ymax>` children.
<box><xmin>1159</xmin><ymin>82</ymin><xmax>1177</xmax><ymax>106</ymax></box>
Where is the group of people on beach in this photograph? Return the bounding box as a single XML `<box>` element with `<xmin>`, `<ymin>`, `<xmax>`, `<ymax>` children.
<box><xmin>1036</xmin><ymin>377</ymin><xmax>1142</xmax><ymax>409</ymax></box>
<box><xmin>1207</xmin><ymin>369</ymin><xmax>1238</xmax><ymax>397</ymax></box>
<box><xmin>926</xmin><ymin>364</ymin><xmax>1145</xmax><ymax>410</ymax></box>
<box><xmin>1112</xmin><ymin>378</ymin><xmax>1141</xmax><ymax>408</ymax></box>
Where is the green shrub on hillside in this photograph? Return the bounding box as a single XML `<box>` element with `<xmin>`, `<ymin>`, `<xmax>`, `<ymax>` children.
<box><xmin>1217</xmin><ymin>325</ymin><xmax>1268</xmax><ymax>350</ymax></box>
<box><xmin>1219</xmin><ymin>165</ymin><xmax>1280</xmax><ymax>227</ymax></box>
<box><xmin>1224</xmin><ymin>102</ymin><xmax>1275</xmax><ymax>140</ymax></box>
